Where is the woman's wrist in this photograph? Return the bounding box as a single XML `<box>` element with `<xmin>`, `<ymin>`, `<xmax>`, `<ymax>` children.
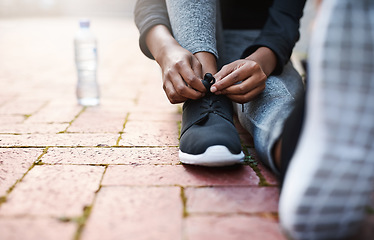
<box><xmin>245</xmin><ymin>47</ymin><xmax>277</xmax><ymax>76</ymax></box>
<box><xmin>145</xmin><ymin>25</ymin><xmax>180</xmax><ymax>63</ymax></box>
<box><xmin>194</xmin><ymin>51</ymin><xmax>217</xmax><ymax>76</ymax></box>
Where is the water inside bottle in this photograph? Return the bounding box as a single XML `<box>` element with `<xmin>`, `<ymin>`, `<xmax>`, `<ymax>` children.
<box><xmin>78</xmin><ymin>97</ymin><xmax>100</xmax><ymax>106</ymax></box>
<box><xmin>75</xmin><ymin>20</ymin><xmax>99</xmax><ymax>107</ymax></box>
<box><xmin>75</xmin><ymin>43</ymin><xmax>97</xmax><ymax>70</ymax></box>
<box><xmin>75</xmin><ymin>42</ymin><xmax>99</xmax><ymax>106</ymax></box>
<box><xmin>76</xmin><ymin>69</ymin><xmax>99</xmax><ymax>106</ymax></box>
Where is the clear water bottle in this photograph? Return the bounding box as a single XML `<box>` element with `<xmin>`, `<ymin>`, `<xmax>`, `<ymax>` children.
<box><xmin>74</xmin><ymin>19</ymin><xmax>100</xmax><ymax>106</ymax></box>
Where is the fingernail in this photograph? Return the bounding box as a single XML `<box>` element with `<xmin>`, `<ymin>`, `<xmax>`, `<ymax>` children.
<box><xmin>210</xmin><ymin>86</ymin><xmax>217</xmax><ymax>92</ymax></box>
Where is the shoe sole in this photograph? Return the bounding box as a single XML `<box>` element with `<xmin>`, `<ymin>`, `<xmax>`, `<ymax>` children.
<box><xmin>280</xmin><ymin>1</ymin><xmax>374</xmax><ymax>239</ymax></box>
<box><xmin>179</xmin><ymin>145</ymin><xmax>245</xmax><ymax>167</ymax></box>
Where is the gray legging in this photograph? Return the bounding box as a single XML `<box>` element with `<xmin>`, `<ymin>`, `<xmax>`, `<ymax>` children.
<box><xmin>166</xmin><ymin>0</ymin><xmax>304</xmax><ymax>174</ymax></box>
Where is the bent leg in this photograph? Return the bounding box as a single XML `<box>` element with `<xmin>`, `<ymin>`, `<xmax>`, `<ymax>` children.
<box><xmin>236</xmin><ymin>62</ymin><xmax>304</xmax><ymax>175</ymax></box>
<box><xmin>220</xmin><ymin>29</ymin><xmax>305</xmax><ymax>175</ymax></box>
<box><xmin>165</xmin><ymin>0</ymin><xmax>218</xmax><ymax>58</ymax></box>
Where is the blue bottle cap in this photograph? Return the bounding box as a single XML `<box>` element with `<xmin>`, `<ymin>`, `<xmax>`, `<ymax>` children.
<box><xmin>79</xmin><ymin>19</ymin><xmax>90</xmax><ymax>28</ymax></box>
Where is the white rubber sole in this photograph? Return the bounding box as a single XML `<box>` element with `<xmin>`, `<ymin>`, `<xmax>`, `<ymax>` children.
<box><xmin>179</xmin><ymin>145</ymin><xmax>245</xmax><ymax>167</ymax></box>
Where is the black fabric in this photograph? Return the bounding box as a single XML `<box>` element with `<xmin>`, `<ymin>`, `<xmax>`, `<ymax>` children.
<box><xmin>181</xmin><ymin>94</ymin><xmax>234</xmax><ymax>138</ymax></box>
<box><xmin>134</xmin><ymin>0</ymin><xmax>306</xmax><ymax>74</ymax></box>
<box><xmin>180</xmin><ymin>94</ymin><xmax>242</xmax><ymax>155</ymax></box>
<box><xmin>240</xmin><ymin>0</ymin><xmax>306</xmax><ymax>75</ymax></box>
<box><xmin>279</xmin><ymin>91</ymin><xmax>306</xmax><ymax>188</ymax></box>
<box><xmin>220</xmin><ymin>0</ymin><xmax>273</xmax><ymax>30</ymax></box>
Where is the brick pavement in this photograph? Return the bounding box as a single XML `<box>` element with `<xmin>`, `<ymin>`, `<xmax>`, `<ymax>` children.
<box><xmin>0</xmin><ymin>17</ymin><xmax>373</xmax><ymax>240</ymax></box>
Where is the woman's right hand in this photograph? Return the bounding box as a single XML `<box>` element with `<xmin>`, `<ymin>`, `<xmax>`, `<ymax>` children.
<box><xmin>157</xmin><ymin>44</ymin><xmax>206</xmax><ymax>104</ymax></box>
<box><xmin>146</xmin><ymin>25</ymin><xmax>206</xmax><ymax>104</ymax></box>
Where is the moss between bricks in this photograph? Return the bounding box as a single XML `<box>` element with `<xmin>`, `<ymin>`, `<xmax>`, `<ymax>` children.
<box><xmin>59</xmin><ymin>107</ymin><xmax>86</xmax><ymax>134</ymax></box>
<box><xmin>115</xmin><ymin>112</ymin><xmax>130</xmax><ymax>146</ymax></box>
<box><xmin>73</xmin><ymin>205</ymin><xmax>94</xmax><ymax>240</ymax></box>
<box><xmin>0</xmin><ymin>196</ymin><xmax>7</xmax><ymax>205</ymax></box>
<box><xmin>177</xmin><ymin>121</ymin><xmax>181</xmax><ymax>141</ymax></box>
<box><xmin>180</xmin><ymin>187</ymin><xmax>189</xmax><ymax>217</ymax></box>
<box><xmin>73</xmin><ymin>166</ymin><xmax>107</xmax><ymax>240</ymax></box>
<box><xmin>242</xmin><ymin>146</ymin><xmax>271</xmax><ymax>187</ymax></box>
<box><xmin>3</xmin><ymin>147</ymin><xmax>49</xmax><ymax>197</ymax></box>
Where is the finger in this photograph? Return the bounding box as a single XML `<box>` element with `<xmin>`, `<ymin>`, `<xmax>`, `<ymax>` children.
<box><xmin>226</xmin><ymin>85</ymin><xmax>266</xmax><ymax>104</ymax></box>
<box><xmin>212</xmin><ymin>61</ymin><xmax>251</xmax><ymax>92</ymax></box>
<box><xmin>214</xmin><ymin>62</ymin><xmax>236</xmax><ymax>81</ymax></box>
<box><xmin>175</xmin><ymin>57</ymin><xmax>206</xmax><ymax>93</ymax></box>
<box><xmin>219</xmin><ymin>76</ymin><xmax>265</xmax><ymax>95</ymax></box>
<box><xmin>169</xmin><ymin>73</ymin><xmax>205</xmax><ymax>100</ymax></box>
<box><xmin>190</xmin><ymin>57</ymin><xmax>206</xmax><ymax>92</ymax></box>
<box><xmin>164</xmin><ymin>67</ymin><xmax>204</xmax><ymax>99</ymax></box>
<box><xmin>163</xmin><ymin>79</ymin><xmax>187</xmax><ymax>104</ymax></box>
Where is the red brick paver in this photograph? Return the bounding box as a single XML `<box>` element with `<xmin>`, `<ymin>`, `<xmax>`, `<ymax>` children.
<box><xmin>185</xmin><ymin>187</ymin><xmax>279</xmax><ymax>213</ymax></box>
<box><xmin>41</xmin><ymin>147</ymin><xmax>179</xmax><ymax>165</ymax></box>
<box><xmin>0</xmin><ymin>16</ymin><xmax>372</xmax><ymax>240</ymax></box>
<box><xmin>102</xmin><ymin>165</ymin><xmax>259</xmax><ymax>187</ymax></box>
<box><xmin>0</xmin><ymin>148</ymin><xmax>43</xmax><ymax>196</ymax></box>
<box><xmin>185</xmin><ymin>215</ymin><xmax>286</xmax><ymax>240</ymax></box>
<box><xmin>0</xmin><ymin>218</ymin><xmax>76</xmax><ymax>240</ymax></box>
<box><xmin>81</xmin><ymin>187</ymin><xmax>183</xmax><ymax>240</ymax></box>
<box><xmin>0</xmin><ymin>165</ymin><xmax>104</xmax><ymax>217</ymax></box>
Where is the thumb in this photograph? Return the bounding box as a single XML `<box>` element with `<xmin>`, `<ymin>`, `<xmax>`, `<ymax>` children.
<box><xmin>211</xmin><ymin>64</ymin><xmax>235</xmax><ymax>93</ymax></box>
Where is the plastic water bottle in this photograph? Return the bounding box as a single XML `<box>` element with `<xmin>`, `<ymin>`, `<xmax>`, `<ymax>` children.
<box><xmin>74</xmin><ymin>19</ymin><xmax>100</xmax><ymax>106</ymax></box>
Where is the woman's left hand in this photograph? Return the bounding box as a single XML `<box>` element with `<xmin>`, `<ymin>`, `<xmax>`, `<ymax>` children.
<box><xmin>211</xmin><ymin>46</ymin><xmax>277</xmax><ymax>104</ymax></box>
<box><xmin>211</xmin><ymin>59</ymin><xmax>267</xmax><ymax>103</ymax></box>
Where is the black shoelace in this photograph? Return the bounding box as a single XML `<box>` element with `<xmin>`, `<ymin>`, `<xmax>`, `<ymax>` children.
<box><xmin>201</xmin><ymin>73</ymin><xmax>244</xmax><ymax>112</ymax></box>
<box><xmin>201</xmin><ymin>73</ymin><xmax>215</xmax><ymax>93</ymax></box>
<box><xmin>198</xmin><ymin>73</ymin><xmax>232</xmax><ymax>122</ymax></box>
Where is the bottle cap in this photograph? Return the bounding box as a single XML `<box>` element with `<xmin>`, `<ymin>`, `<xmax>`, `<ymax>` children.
<box><xmin>79</xmin><ymin>19</ymin><xmax>90</xmax><ymax>28</ymax></box>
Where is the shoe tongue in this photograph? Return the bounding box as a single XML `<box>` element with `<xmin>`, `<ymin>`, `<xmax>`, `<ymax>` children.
<box><xmin>181</xmin><ymin>94</ymin><xmax>234</xmax><ymax>138</ymax></box>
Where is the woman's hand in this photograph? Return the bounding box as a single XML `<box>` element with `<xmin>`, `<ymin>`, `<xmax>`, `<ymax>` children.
<box><xmin>211</xmin><ymin>47</ymin><xmax>277</xmax><ymax>104</ymax></box>
<box><xmin>158</xmin><ymin>45</ymin><xmax>207</xmax><ymax>104</ymax></box>
<box><xmin>211</xmin><ymin>59</ymin><xmax>267</xmax><ymax>103</ymax></box>
<box><xmin>146</xmin><ymin>25</ymin><xmax>206</xmax><ymax>104</ymax></box>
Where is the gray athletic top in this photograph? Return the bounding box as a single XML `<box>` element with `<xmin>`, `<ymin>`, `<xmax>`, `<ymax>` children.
<box><xmin>134</xmin><ymin>0</ymin><xmax>306</xmax><ymax>74</ymax></box>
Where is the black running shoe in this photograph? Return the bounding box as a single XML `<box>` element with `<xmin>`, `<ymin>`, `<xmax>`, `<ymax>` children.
<box><xmin>179</xmin><ymin>74</ymin><xmax>244</xmax><ymax>166</ymax></box>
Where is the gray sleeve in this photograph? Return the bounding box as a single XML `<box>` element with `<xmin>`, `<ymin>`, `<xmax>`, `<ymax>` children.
<box><xmin>165</xmin><ymin>0</ymin><xmax>218</xmax><ymax>58</ymax></box>
<box><xmin>134</xmin><ymin>0</ymin><xmax>172</xmax><ymax>59</ymax></box>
